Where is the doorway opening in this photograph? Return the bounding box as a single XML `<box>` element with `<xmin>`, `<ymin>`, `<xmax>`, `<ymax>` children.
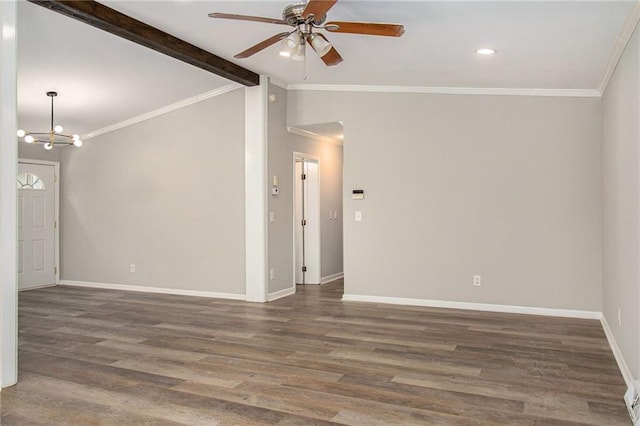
<box><xmin>288</xmin><ymin>121</ymin><xmax>344</xmax><ymax>292</ymax></box>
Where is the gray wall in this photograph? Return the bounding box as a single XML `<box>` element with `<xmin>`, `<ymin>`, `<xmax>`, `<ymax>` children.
<box><xmin>289</xmin><ymin>134</ymin><xmax>343</xmax><ymax>279</ymax></box>
<box><xmin>60</xmin><ymin>89</ymin><xmax>246</xmax><ymax>295</ymax></box>
<box><xmin>602</xmin><ymin>24</ymin><xmax>640</xmax><ymax>380</ymax></box>
<box><xmin>267</xmin><ymin>83</ymin><xmax>294</xmax><ymax>294</ymax></box>
<box><xmin>288</xmin><ymin>91</ymin><xmax>602</xmax><ymax>311</ymax></box>
<box><xmin>19</xmin><ymin>142</ymin><xmax>62</xmax><ymax>163</ymax></box>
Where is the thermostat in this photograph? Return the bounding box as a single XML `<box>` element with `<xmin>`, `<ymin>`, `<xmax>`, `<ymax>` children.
<box><xmin>352</xmin><ymin>189</ymin><xmax>364</xmax><ymax>200</ymax></box>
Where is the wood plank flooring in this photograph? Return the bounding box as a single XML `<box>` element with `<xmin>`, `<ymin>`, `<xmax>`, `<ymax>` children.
<box><xmin>0</xmin><ymin>281</ymin><xmax>631</xmax><ymax>425</ymax></box>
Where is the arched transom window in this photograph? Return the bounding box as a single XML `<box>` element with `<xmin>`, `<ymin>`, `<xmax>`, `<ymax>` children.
<box><xmin>17</xmin><ymin>173</ymin><xmax>45</xmax><ymax>190</ymax></box>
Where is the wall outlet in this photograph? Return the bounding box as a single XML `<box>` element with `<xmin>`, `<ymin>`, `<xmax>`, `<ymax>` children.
<box><xmin>618</xmin><ymin>308</ymin><xmax>622</xmax><ymax>326</ymax></box>
<box><xmin>270</xmin><ymin>269</ymin><xmax>275</xmax><ymax>280</ymax></box>
<box><xmin>355</xmin><ymin>211</ymin><xmax>362</xmax><ymax>222</ymax></box>
<box><xmin>130</xmin><ymin>264</ymin><xmax>135</xmax><ymax>273</ymax></box>
<box><xmin>473</xmin><ymin>275</ymin><xmax>481</xmax><ymax>286</ymax></box>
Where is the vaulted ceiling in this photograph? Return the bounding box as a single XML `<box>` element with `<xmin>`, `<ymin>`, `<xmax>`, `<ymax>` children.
<box><xmin>17</xmin><ymin>0</ymin><xmax>638</xmax><ymax>138</ymax></box>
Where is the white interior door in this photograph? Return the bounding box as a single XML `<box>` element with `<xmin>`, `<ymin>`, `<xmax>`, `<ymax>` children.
<box><xmin>294</xmin><ymin>156</ymin><xmax>321</xmax><ymax>285</ymax></box>
<box><xmin>304</xmin><ymin>161</ymin><xmax>320</xmax><ymax>284</ymax></box>
<box><xmin>18</xmin><ymin>162</ymin><xmax>56</xmax><ymax>290</ymax></box>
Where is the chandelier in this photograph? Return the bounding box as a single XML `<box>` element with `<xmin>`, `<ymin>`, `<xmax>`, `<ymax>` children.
<box><xmin>17</xmin><ymin>91</ymin><xmax>83</xmax><ymax>150</ymax></box>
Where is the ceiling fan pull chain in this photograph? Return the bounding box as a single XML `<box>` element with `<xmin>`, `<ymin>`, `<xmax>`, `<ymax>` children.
<box><xmin>303</xmin><ymin>42</ymin><xmax>308</xmax><ymax>80</ymax></box>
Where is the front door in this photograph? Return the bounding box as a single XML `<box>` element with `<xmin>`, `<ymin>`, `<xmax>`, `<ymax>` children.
<box><xmin>17</xmin><ymin>162</ymin><xmax>56</xmax><ymax>289</ymax></box>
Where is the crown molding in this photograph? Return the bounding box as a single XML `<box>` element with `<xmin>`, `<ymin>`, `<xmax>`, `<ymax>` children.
<box><xmin>286</xmin><ymin>84</ymin><xmax>601</xmax><ymax>98</ymax></box>
<box><xmin>83</xmin><ymin>83</ymin><xmax>242</xmax><ymax>140</ymax></box>
<box><xmin>598</xmin><ymin>0</ymin><xmax>640</xmax><ymax>96</ymax></box>
<box><xmin>287</xmin><ymin>126</ymin><xmax>343</xmax><ymax>146</ymax></box>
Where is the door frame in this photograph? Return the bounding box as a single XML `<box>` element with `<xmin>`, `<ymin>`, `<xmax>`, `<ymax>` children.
<box><xmin>18</xmin><ymin>158</ymin><xmax>60</xmax><ymax>287</ymax></box>
<box><xmin>292</xmin><ymin>152</ymin><xmax>321</xmax><ymax>287</ymax></box>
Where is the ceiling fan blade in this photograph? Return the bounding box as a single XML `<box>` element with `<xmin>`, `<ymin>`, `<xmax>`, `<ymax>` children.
<box><xmin>302</xmin><ymin>0</ymin><xmax>338</xmax><ymax>21</ymax></box>
<box><xmin>208</xmin><ymin>12</ymin><xmax>289</xmax><ymax>26</ymax></box>
<box><xmin>308</xmin><ymin>34</ymin><xmax>343</xmax><ymax>66</ymax></box>
<box><xmin>320</xmin><ymin>46</ymin><xmax>343</xmax><ymax>66</ymax></box>
<box><xmin>325</xmin><ymin>21</ymin><xmax>405</xmax><ymax>37</ymax></box>
<box><xmin>234</xmin><ymin>32</ymin><xmax>292</xmax><ymax>59</ymax></box>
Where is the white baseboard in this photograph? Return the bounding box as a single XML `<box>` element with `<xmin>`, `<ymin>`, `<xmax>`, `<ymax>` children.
<box><xmin>267</xmin><ymin>286</ymin><xmax>295</xmax><ymax>301</ymax></box>
<box><xmin>321</xmin><ymin>272</ymin><xmax>344</xmax><ymax>284</ymax></box>
<box><xmin>18</xmin><ymin>283</ymin><xmax>57</xmax><ymax>292</ymax></box>
<box><xmin>601</xmin><ymin>315</ymin><xmax>635</xmax><ymax>389</ymax></box>
<box><xmin>59</xmin><ymin>280</ymin><xmax>245</xmax><ymax>301</ymax></box>
<box><xmin>341</xmin><ymin>293</ymin><xmax>602</xmax><ymax>319</ymax></box>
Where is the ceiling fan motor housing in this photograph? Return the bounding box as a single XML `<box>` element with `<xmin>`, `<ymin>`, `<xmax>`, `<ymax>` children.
<box><xmin>283</xmin><ymin>2</ymin><xmax>325</xmax><ymax>26</ymax></box>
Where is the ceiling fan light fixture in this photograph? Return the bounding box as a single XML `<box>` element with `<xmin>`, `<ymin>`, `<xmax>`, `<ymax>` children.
<box><xmin>280</xmin><ymin>32</ymin><xmax>302</xmax><ymax>57</ymax></box>
<box><xmin>310</xmin><ymin>34</ymin><xmax>332</xmax><ymax>57</ymax></box>
<box><xmin>291</xmin><ymin>43</ymin><xmax>306</xmax><ymax>61</ymax></box>
<box><xmin>281</xmin><ymin>32</ymin><xmax>301</xmax><ymax>49</ymax></box>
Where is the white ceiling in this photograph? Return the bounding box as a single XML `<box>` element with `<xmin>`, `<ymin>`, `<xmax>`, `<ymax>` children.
<box><xmin>17</xmin><ymin>0</ymin><xmax>638</xmax><ymax>138</ymax></box>
<box><xmin>17</xmin><ymin>1</ymin><xmax>232</xmax><ymax>136</ymax></box>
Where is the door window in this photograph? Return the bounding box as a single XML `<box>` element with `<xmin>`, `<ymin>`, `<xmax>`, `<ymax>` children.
<box><xmin>17</xmin><ymin>173</ymin><xmax>45</xmax><ymax>190</ymax></box>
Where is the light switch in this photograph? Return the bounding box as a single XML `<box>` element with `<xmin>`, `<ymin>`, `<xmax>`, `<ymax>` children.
<box><xmin>355</xmin><ymin>211</ymin><xmax>362</xmax><ymax>222</ymax></box>
<box><xmin>269</xmin><ymin>211</ymin><xmax>275</xmax><ymax>223</ymax></box>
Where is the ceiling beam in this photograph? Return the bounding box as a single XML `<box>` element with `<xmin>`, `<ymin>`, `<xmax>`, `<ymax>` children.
<box><xmin>27</xmin><ymin>0</ymin><xmax>260</xmax><ymax>87</ymax></box>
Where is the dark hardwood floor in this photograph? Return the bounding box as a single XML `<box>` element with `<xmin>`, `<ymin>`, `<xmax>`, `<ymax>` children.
<box><xmin>0</xmin><ymin>280</ymin><xmax>631</xmax><ymax>425</ymax></box>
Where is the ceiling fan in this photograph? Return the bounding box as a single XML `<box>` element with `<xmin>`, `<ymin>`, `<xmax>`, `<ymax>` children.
<box><xmin>209</xmin><ymin>0</ymin><xmax>405</xmax><ymax>66</ymax></box>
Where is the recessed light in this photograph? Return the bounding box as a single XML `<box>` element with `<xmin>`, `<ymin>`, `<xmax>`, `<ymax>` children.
<box><xmin>476</xmin><ymin>48</ymin><xmax>497</xmax><ymax>55</ymax></box>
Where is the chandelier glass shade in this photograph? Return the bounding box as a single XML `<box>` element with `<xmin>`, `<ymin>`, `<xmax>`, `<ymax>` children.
<box><xmin>17</xmin><ymin>91</ymin><xmax>82</xmax><ymax>150</ymax></box>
